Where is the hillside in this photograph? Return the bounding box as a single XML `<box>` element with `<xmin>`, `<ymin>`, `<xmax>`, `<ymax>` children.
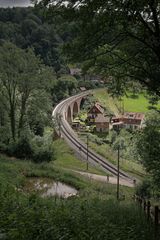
<box><xmin>0</xmin><ymin>153</ymin><xmax>155</xmax><ymax>240</ymax></box>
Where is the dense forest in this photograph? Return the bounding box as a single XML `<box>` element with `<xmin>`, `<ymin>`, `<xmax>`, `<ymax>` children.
<box><xmin>0</xmin><ymin>6</ymin><xmax>104</xmax><ymax>158</ymax></box>
<box><xmin>0</xmin><ymin>7</ymin><xmax>88</xmax><ymax>160</ymax></box>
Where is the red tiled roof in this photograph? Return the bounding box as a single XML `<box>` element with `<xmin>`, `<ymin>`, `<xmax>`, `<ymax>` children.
<box><xmin>112</xmin><ymin>112</ymin><xmax>145</xmax><ymax>125</ymax></box>
<box><xmin>94</xmin><ymin>102</ymin><xmax>104</xmax><ymax>113</ymax></box>
<box><xmin>123</xmin><ymin>112</ymin><xmax>144</xmax><ymax>120</ymax></box>
<box><xmin>88</xmin><ymin>103</ymin><xmax>104</xmax><ymax>114</ymax></box>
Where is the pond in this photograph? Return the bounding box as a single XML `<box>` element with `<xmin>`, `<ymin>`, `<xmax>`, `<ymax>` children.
<box><xmin>24</xmin><ymin>178</ymin><xmax>78</xmax><ymax>198</ymax></box>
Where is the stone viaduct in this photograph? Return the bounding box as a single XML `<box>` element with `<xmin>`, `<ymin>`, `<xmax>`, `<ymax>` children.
<box><xmin>65</xmin><ymin>96</ymin><xmax>86</xmax><ymax>123</ymax></box>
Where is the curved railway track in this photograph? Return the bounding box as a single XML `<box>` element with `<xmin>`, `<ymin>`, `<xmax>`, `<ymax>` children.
<box><xmin>52</xmin><ymin>92</ymin><xmax>134</xmax><ymax>182</ymax></box>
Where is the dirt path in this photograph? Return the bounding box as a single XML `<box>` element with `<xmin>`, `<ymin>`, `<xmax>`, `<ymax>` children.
<box><xmin>73</xmin><ymin>170</ymin><xmax>134</xmax><ymax>187</ymax></box>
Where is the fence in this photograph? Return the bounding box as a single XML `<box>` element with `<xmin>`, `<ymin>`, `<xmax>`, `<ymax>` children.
<box><xmin>134</xmin><ymin>195</ymin><xmax>160</xmax><ymax>237</ymax></box>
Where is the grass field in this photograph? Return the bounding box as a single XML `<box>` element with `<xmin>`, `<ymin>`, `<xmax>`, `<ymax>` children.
<box><xmin>93</xmin><ymin>88</ymin><xmax>160</xmax><ymax>114</ymax></box>
<box><xmin>121</xmin><ymin>92</ymin><xmax>160</xmax><ymax>113</ymax></box>
<box><xmin>53</xmin><ymin>139</ymin><xmax>107</xmax><ymax>175</ymax></box>
<box><xmin>93</xmin><ymin>89</ymin><xmax>119</xmax><ymax>115</ymax></box>
<box><xmin>0</xmin><ymin>153</ymin><xmax>134</xmax><ymax>199</ymax></box>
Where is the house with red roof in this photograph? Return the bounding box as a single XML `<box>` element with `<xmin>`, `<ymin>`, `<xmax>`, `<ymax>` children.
<box><xmin>88</xmin><ymin>102</ymin><xmax>104</xmax><ymax>118</ymax></box>
<box><xmin>112</xmin><ymin>112</ymin><xmax>145</xmax><ymax>130</ymax></box>
<box><xmin>87</xmin><ymin>103</ymin><xmax>110</xmax><ymax>132</ymax></box>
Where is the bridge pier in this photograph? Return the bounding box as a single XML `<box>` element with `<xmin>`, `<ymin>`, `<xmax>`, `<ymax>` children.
<box><xmin>67</xmin><ymin>97</ymin><xmax>83</xmax><ymax>123</ymax></box>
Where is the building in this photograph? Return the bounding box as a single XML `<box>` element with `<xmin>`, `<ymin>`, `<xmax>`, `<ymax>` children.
<box><xmin>112</xmin><ymin>112</ymin><xmax>145</xmax><ymax>130</ymax></box>
<box><xmin>95</xmin><ymin>115</ymin><xmax>110</xmax><ymax>132</ymax></box>
<box><xmin>79</xmin><ymin>87</ymin><xmax>86</xmax><ymax>92</ymax></box>
<box><xmin>87</xmin><ymin>102</ymin><xmax>104</xmax><ymax>121</ymax></box>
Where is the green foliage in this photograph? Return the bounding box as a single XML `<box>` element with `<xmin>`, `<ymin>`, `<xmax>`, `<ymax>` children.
<box><xmin>136</xmin><ymin>178</ymin><xmax>160</xmax><ymax>199</ymax></box>
<box><xmin>0</xmin><ymin>184</ymin><xmax>154</xmax><ymax>240</ymax></box>
<box><xmin>0</xmin><ymin>7</ymin><xmax>68</xmax><ymax>73</ymax></box>
<box><xmin>148</xmin><ymin>94</ymin><xmax>159</xmax><ymax>109</ymax></box>
<box><xmin>53</xmin><ymin>138</ymin><xmax>105</xmax><ymax>175</ymax></box>
<box><xmin>111</xmin><ymin>129</ymin><xmax>140</xmax><ymax>162</ymax></box>
<box><xmin>0</xmin><ymin>133</ymin><xmax>54</xmax><ymax>163</ymax></box>
<box><xmin>77</xmin><ymin>79</ymin><xmax>98</xmax><ymax>90</ymax></box>
<box><xmin>81</xmin><ymin>95</ymin><xmax>97</xmax><ymax>111</ymax></box>
<box><xmin>31</xmin><ymin>135</ymin><xmax>54</xmax><ymax>163</ymax></box>
<box><xmin>51</xmin><ymin>74</ymin><xmax>78</xmax><ymax>101</ymax></box>
<box><xmin>11</xmin><ymin>138</ymin><xmax>33</xmax><ymax>159</ymax></box>
<box><xmin>45</xmin><ymin>0</ymin><xmax>160</xmax><ymax>95</ymax></box>
<box><xmin>32</xmin><ymin>148</ymin><xmax>53</xmax><ymax>163</ymax></box>
<box><xmin>0</xmin><ymin>153</ymin><xmax>154</xmax><ymax>240</ymax></box>
<box><xmin>136</xmin><ymin>111</ymin><xmax>160</xmax><ymax>187</ymax></box>
<box><xmin>0</xmin><ymin>42</ymin><xmax>55</xmax><ymax>142</ymax></box>
<box><xmin>121</xmin><ymin>92</ymin><xmax>160</xmax><ymax>113</ymax></box>
<box><xmin>136</xmin><ymin>179</ymin><xmax>152</xmax><ymax>198</ymax></box>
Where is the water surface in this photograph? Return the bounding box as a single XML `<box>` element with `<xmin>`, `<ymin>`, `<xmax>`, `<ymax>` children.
<box><xmin>25</xmin><ymin>177</ymin><xmax>78</xmax><ymax>198</ymax></box>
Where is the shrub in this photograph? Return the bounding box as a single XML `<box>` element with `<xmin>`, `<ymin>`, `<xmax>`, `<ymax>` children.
<box><xmin>12</xmin><ymin>137</ymin><xmax>33</xmax><ymax>159</ymax></box>
<box><xmin>31</xmin><ymin>135</ymin><xmax>54</xmax><ymax>163</ymax></box>
<box><xmin>33</xmin><ymin>147</ymin><xmax>53</xmax><ymax>163</ymax></box>
<box><xmin>1</xmin><ymin>134</ymin><xmax>54</xmax><ymax>163</ymax></box>
<box><xmin>135</xmin><ymin>179</ymin><xmax>151</xmax><ymax>198</ymax></box>
<box><xmin>0</xmin><ymin>142</ymin><xmax>8</xmax><ymax>153</ymax></box>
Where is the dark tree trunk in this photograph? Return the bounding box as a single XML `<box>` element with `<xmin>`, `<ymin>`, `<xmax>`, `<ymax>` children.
<box><xmin>18</xmin><ymin>98</ymin><xmax>27</xmax><ymax>138</ymax></box>
<box><xmin>10</xmin><ymin>105</ymin><xmax>16</xmax><ymax>141</ymax></box>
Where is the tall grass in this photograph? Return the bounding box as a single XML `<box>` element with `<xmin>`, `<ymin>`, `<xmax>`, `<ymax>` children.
<box><xmin>0</xmin><ymin>185</ymin><xmax>155</xmax><ymax>240</ymax></box>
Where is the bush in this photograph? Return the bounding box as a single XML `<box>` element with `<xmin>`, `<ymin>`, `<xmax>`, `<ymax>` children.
<box><xmin>31</xmin><ymin>135</ymin><xmax>54</xmax><ymax>163</ymax></box>
<box><xmin>135</xmin><ymin>179</ymin><xmax>152</xmax><ymax>198</ymax></box>
<box><xmin>12</xmin><ymin>137</ymin><xmax>33</xmax><ymax>159</ymax></box>
<box><xmin>33</xmin><ymin>147</ymin><xmax>53</xmax><ymax>163</ymax></box>
<box><xmin>1</xmin><ymin>134</ymin><xmax>54</xmax><ymax>163</ymax></box>
<box><xmin>0</xmin><ymin>142</ymin><xmax>8</xmax><ymax>153</ymax></box>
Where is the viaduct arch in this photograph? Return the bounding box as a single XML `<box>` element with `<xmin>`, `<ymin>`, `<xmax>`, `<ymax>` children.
<box><xmin>66</xmin><ymin>96</ymin><xmax>86</xmax><ymax>123</ymax></box>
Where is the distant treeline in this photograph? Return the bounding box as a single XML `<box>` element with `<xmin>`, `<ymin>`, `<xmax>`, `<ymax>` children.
<box><xmin>0</xmin><ymin>7</ymin><xmax>70</xmax><ymax>73</ymax></box>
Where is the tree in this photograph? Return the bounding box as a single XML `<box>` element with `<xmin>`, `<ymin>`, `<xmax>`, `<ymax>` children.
<box><xmin>0</xmin><ymin>7</ymin><xmax>69</xmax><ymax>74</ymax></box>
<box><xmin>51</xmin><ymin>74</ymin><xmax>78</xmax><ymax>101</ymax></box>
<box><xmin>137</xmin><ymin>111</ymin><xmax>160</xmax><ymax>186</ymax></box>
<box><xmin>40</xmin><ymin>0</ymin><xmax>160</xmax><ymax>95</ymax></box>
<box><xmin>147</xmin><ymin>92</ymin><xmax>160</xmax><ymax>109</ymax></box>
<box><xmin>0</xmin><ymin>42</ymin><xmax>55</xmax><ymax>141</ymax></box>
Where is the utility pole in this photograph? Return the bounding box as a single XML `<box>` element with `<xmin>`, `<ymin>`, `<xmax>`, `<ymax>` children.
<box><xmin>86</xmin><ymin>135</ymin><xmax>89</xmax><ymax>171</ymax></box>
<box><xmin>117</xmin><ymin>144</ymin><xmax>120</xmax><ymax>200</ymax></box>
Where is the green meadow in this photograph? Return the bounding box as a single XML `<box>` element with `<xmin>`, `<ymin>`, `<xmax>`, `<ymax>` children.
<box><xmin>93</xmin><ymin>88</ymin><xmax>160</xmax><ymax>114</ymax></box>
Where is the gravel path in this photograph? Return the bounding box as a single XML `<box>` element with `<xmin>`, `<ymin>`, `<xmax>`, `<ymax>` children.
<box><xmin>73</xmin><ymin>170</ymin><xmax>135</xmax><ymax>187</ymax></box>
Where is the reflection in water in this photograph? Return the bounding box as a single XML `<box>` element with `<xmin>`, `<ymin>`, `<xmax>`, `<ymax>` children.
<box><xmin>25</xmin><ymin>178</ymin><xmax>78</xmax><ymax>198</ymax></box>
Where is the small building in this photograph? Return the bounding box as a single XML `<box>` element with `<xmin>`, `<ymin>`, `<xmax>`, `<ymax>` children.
<box><xmin>79</xmin><ymin>87</ymin><xmax>86</xmax><ymax>92</ymax></box>
<box><xmin>112</xmin><ymin>112</ymin><xmax>145</xmax><ymax>130</ymax></box>
<box><xmin>95</xmin><ymin>115</ymin><xmax>110</xmax><ymax>132</ymax></box>
<box><xmin>88</xmin><ymin>102</ymin><xmax>104</xmax><ymax>120</ymax></box>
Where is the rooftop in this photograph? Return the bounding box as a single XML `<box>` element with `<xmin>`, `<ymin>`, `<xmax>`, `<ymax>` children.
<box><xmin>123</xmin><ymin>112</ymin><xmax>145</xmax><ymax>120</ymax></box>
<box><xmin>95</xmin><ymin>114</ymin><xmax>109</xmax><ymax>123</ymax></box>
<box><xmin>94</xmin><ymin>102</ymin><xmax>104</xmax><ymax>114</ymax></box>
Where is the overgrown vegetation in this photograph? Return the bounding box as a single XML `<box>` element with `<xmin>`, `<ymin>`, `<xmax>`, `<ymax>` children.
<box><xmin>0</xmin><ymin>185</ymin><xmax>154</xmax><ymax>240</ymax></box>
<box><xmin>79</xmin><ymin>131</ymin><xmax>145</xmax><ymax>179</ymax></box>
<box><xmin>0</xmin><ymin>153</ymin><xmax>155</xmax><ymax>240</ymax></box>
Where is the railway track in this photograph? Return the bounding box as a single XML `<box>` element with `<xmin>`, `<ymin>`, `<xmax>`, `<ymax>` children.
<box><xmin>52</xmin><ymin>92</ymin><xmax>134</xmax><ymax>182</ymax></box>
